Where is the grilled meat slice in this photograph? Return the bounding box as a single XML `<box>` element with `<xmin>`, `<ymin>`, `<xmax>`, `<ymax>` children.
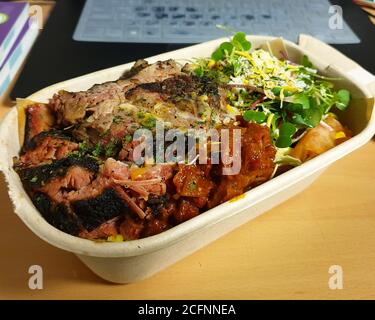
<box><xmin>16</xmin><ymin>156</ymin><xmax>99</xmax><ymax>191</ymax></box>
<box><xmin>49</xmin><ymin>59</ymin><xmax>182</xmax><ymax>126</ymax></box>
<box><xmin>124</xmin><ymin>74</ymin><xmax>231</xmax><ymax>128</ymax></box>
<box><xmin>24</xmin><ymin>103</ymin><xmax>55</xmax><ymax>146</ymax></box>
<box><xmin>79</xmin><ymin>217</ymin><xmax>119</xmax><ymax>240</ymax></box>
<box><xmin>119</xmin><ymin>215</ymin><xmax>145</xmax><ymax>240</ymax></box>
<box><xmin>72</xmin><ymin>188</ymin><xmax>130</xmax><ymax>231</ymax></box>
<box><xmin>120</xmin><ymin>59</ymin><xmax>149</xmax><ymax>80</ymax></box>
<box><xmin>50</xmin><ymin>82</ymin><xmax>127</xmax><ymax>126</ymax></box>
<box><xmin>19</xmin><ymin>131</ymin><xmax>78</xmax><ymax>167</ymax></box>
<box><xmin>38</xmin><ymin>166</ymin><xmax>95</xmax><ymax>203</ymax></box>
<box><xmin>32</xmin><ymin>193</ymin><xmax>80</xmax><ymax>235</ymax></box>
<box><xmin>118</xmin><ymin>59</ymin><xmax>181</xmax><ymax>86</ymax></box>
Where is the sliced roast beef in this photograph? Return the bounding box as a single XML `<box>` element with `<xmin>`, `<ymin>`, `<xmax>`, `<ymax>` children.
<box><xmin>72</xmin><ymin>187</ymin><xmax>131</xmax><ymax>232</ymax></box>
<box><xmin>16</xmin><ymin>156</ymin><xmax>99</xmax><ymax>191</ymax></box>
<box><xmin>20</xmin><ymin>131</ymin><xmax>78</xmax><ymax>167</ymax></box>
<box><xmin>32</xmin><ymin>193</ymin><xmax>81</xmax><ymax>235</ymax></box>
<box><xmin>49</xmin><ymin>60</ymin><xmax>182</xmax><ymax>126</ymax></box>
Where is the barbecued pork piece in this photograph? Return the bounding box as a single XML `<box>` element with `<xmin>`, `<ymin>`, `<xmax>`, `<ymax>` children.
<box><xmin>173</xmin><ymin>165</ymin><xmax>214</xmax><ymax>204</ymax></box>
<box><xmin>79</xmin><ymin>217</ymin><xmax>119</xmax><ymax>240</ymax></box>
<box><xmin>125</xmin><ymin>74</ymin><xmax>222</xmax><ymax>118</ymax></box>
<box><xmin>208</xmin><ymin>123</ymin><xmax>276</xmax><ymax>208</ymax></box>
<box><xmin>72</xmin><ymin>188</ymin><xmax>131</xmax><ymax>232</ymax></box>
<box><xmin>49</xmin><ymin>59</ymin><xmax>182</xmax><ymax>126</ymax></box>
<box><xmin>23</xmin><ymin>103</ymin><xmax>55</xmax><ymax>146</ymax></box>
<box><xmin>19</xmin><ymin>131</ymin><xmax>78</xmax><ymax>167</ymax></box>
<box><xmin>32</xmin><ymin>192</ymin><xmax>81</xmax><ymax>235</ymax></box>
<box><xmin>16</xmin><ymin>156</ymin><xmax>99</xmax><ymax>191</ymax></box>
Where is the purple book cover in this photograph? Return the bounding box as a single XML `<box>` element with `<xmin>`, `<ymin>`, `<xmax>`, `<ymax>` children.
<box><xmin>0</xmin><ymin>18</ymin><xmax>31</xmax><ymax>70</ymax></box>
<box><xmin>0</xmin><ymin>2</ymin><xmax>28</xmax><ymax>44</ymax></box>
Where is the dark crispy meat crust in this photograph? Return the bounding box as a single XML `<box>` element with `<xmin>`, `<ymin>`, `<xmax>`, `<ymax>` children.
<box><xmin>125</xmin><ymin>74</ymin><xmax>220</xmax><ymax>108</ymax></box>
<box><xmin>16</xmin><ymin>156</ymin><xmax>99</xmax><ymax>190</ymax></box>
<box><xmin>32</xmin><ymin>193</ymin><xmax>81</xmax><ymax>235</ymax></box>
<box><xmin>72</xmin><ymin>188</ymin><xmax>130</xmax><ymax>231</ymax></box>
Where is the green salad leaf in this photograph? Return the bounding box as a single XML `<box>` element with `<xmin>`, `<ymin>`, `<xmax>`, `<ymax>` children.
<box><xmin>276</xmin><ymin>122</ymin><xmax>297</xmax><ymax>148</ymax></box>
<box><xmin>243</xmin><ymin>110</ymin><xmax>267</xmax><ymax>123</ymax></box>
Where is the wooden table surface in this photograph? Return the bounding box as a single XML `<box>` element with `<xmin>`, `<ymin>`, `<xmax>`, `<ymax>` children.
<box><xmin>1</xmin><ymin>1</ymin><xmax>375</xmax><ymax>300</ymax></box>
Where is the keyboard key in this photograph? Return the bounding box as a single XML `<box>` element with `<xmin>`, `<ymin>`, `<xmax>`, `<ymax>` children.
<box><xmin>184</xmin><ymin>21</ymin><xmax>195</xmax><ymax>26</ymax></box>
<box><xmin>172</xmin><ymin>14</ymin><xmax>186</xmax><ymax>19</ymax></box>
<box><xmin>156</xmin><ymin>13</ymin><xmax>168</xmax><ymax>19</ymax></box>
<box><xmin>137</xmin><ymin>12</ymin><xmax>151</xmax><ymax>18</ymax></box>
<box><xmin>153</xmin><ymin>6</ymin><xmax>165</xmax><ymax>12</ymax></box>
<box><xmin>186</xmin><ymin>7</ymin><xmax>197</xmax><ymax>12</ymax></box>
<box><xmin>190</xmin><ymin>14</ymin><xmax>203</xmax><ymax>20</ymax></box>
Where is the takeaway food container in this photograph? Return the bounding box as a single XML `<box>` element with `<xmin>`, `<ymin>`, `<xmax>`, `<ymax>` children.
<box><xmin>0</xmin><ymin>36</ymin><xmax>374</xmax><ymax>283</ymax></box>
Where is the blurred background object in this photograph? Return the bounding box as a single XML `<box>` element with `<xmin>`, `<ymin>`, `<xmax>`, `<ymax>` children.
<box><xmin>1</xmin><ymin>0</ymin><xmax>374</xmax><ymax>102</ymax></box>
<box><xmin>73</xmin><ymin>0</ymin><xmax>360</xmax><ymax>44</ymax></box>
<box><xmin>354</xmin><ymin>0</ymin><xmax>375</xmax><ymax>24</ymax></box>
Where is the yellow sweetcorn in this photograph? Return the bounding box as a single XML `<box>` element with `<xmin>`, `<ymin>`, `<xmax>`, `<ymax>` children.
<box><xmin>335</xmin><ymin>131</ymin><xmax>346</xmax><ymax>139</ymax></box>
<box><xmin>107</xmin><ymin>234</ymin><xmax>124</xmax><ymax>242</ymax></box>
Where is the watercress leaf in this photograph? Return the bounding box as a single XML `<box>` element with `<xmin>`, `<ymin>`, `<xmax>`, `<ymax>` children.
<box><xmin>276</xmin><ymin>135</ymin><xmax>293</xmax><ymax>148</ymax></box>
<box><xmin>335</xmin><ymin>89</ymin><xmax>350</xmax><ymax>110</ymax></box>
<box><xmin>211</xmin><ymin>47</ymin><xmax>224</xmax><ymax>61</ymax></box>
<box><xmin>291</xmin><ymin>92</ymin><xmax>310</xmax><ymax>109</ymax></box>
<box><xmin>303</xmin><ymin>107</ymin><xmax>323</xmax><ymax>127</ymax></box>
<box><xmin>291</xmin><ymin>106</ymin><xmax>322</xmax><ymax>128</ymax></box>
<box><xmin>232</xmin><ymin>32</ymin><xmax>251</xmax><ymax>51</ymax></box>
<box><xmin>211</xmin><ymin>42</ymin><xmax>234</xmax><ymax>61</ymax></box>
<box><xmin>276</xmin><ymin>122</ymin><xmax>297</xmax><ymax>148</ymax></box>
<box><xmin>279</xmin><ymin>122</ymin><xmax>297</xmax><ymax>137</ymax></box>
<box><xmin>243</xmin><ymin>110</ymin><xmax>267</xmax><ymax>123</ymax></box>
<box><xmin>220</xmin><ymin>42</ymin><xmax>234</xmax><ymax>54</ymax></box>
<box><xmin>285</xmin><ymin>103</ymin><xmax>303</xmax><ymax>113</ymax></box>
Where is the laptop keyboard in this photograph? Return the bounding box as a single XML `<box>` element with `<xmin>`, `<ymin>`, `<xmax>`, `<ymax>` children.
<box><xmin>73</xmin><ymin>0</ymin><xmax>360</xmax><ymax>44</ymax></box>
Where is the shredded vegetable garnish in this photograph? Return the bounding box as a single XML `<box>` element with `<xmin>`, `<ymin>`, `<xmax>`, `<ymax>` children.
<box><xmin>191</xmin><ymin>32</ymin><xmax>351</xmax><ymax>151</ymax></box>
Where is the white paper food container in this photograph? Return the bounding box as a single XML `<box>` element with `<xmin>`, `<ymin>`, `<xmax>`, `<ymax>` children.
<box><xmin>0</xmin><ymin>36</ymin><xmax>374</xmax><ymax>283</ymax></box>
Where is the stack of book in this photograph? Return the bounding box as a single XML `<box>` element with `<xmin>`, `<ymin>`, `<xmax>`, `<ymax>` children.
<box><xmin>0</xmin><ymin>2</ymin><xmax>38</xmax><ymax>97</ymax></box>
